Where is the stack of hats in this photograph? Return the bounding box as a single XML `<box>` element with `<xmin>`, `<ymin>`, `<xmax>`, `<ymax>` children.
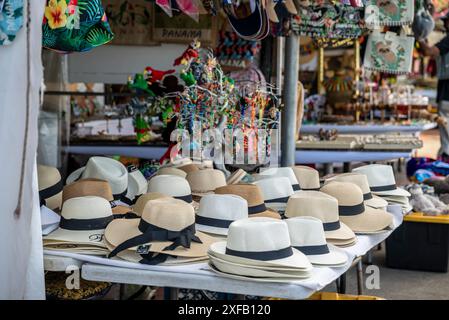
<box><xmin>253</xmin><ymin>177</ymin><xmax>294</xmax><ymax>215</ymax></box>
<box><xmin>38</xmin><ymin>165</ymin><xmax>63</xmax><ymax>211</ymax></box>
<box><xmin>105</xmin><ymin>198</ymin><xmax>218</xmax><ymax>265</ymax></box>
<box><xmin>291</xmin><ymin>166</ymin><xmax>321</xmax><ymax>191</ymax></box>
<box><xmin>255</xmin><ymin>167</ymin><xmax>300</xmax><ymax>192</ymax></box>
<box><xmin>208</xmin><ymin>218</ymin><xmax>313</xmax><ymax>282</ymax></box>
<box><xmin>321</xmin><ymin>181</ymin><xmax>394</xmax><ymax>234</ymax></box>
<box><xmin>285</xmin><ymin>191</ymin><xmax>357</xmax><ymax>247</ymax></box>
<box><xmin>352</xmin><ymin>164</ymin><xmax>412</xmax><ymax>213</ymax></box>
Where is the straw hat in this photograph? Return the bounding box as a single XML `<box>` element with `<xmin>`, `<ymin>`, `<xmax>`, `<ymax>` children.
<box><xmin>214</xmin><ymin>184</ymin><xmax>281</xmax><ymax>219</ymax></box>
<box><xmin>123</xmin><ymin>165</ymin><xmax>147</xmax><ymax>205</ymax></box>
<box><xmin>227</xmin><ymin>169</ymin><xmax>254</xmax><ymax>185</ymax></box>
<box><xmin>43</xmin><ymin>196</ymin><xmax>113</xmax><ymax>250</ymax></box>
<box><xmin>256</xmin><ymin>167</ymin><xmax>300</xmax><ymax>191</ymax></box>
<box><xmin>38</xmin><ymin>165</ymin><xmax>63</xmax><ymax>210</ymax></box>
<box><xmin>285</xmin><ymin>191</ymin><xmax>355</xmax><ymax>242</ymax></box>
<box><xmin>178</xmin><ymin>164</ymin><xmax>200</xmax><ymax>174</ymax></box>
<box><xmin>291</xmin><ymin>166</ymin><xmax>320</xmax><ymax>191</ymax></box>
<box><xmin>352</xmin><ymin>164</ymin><xmax>411</xmax><ymax>197</ymax></box>
<box><xmin>131</xmin><ymin>192</ymin><xmax>172</xmax><ymax>216</ymax></box>
<box><xmin>208</xmin><ymin>217</ymin><xmax>313</xmax><ymax>270</ymax></box>
<box><xmin>105</xmin><ymin>198</ymin><xmax>218</xmax><ymax>262</ymax></box>
<box><xmin>196</xmin><ymin>194</ymin><xmax>248</xmax><ymax>236</ymax></box>
<box><xmin>321</xmin><ymin>181</ymin><xmax>394</xmax><ymax>234</ymax></box>
<box><xmin>66</xmin><ymin>157</ymin><xmax>128</xmax><ymax>200</ymax></box>
<box><xmin>147</xmin><ymin>175</ymin><xmax>195</xmax><ymax>204</ymax></box>
<box><xmin>285</xmin><ymin>217</ymin><xmax>348</xmax><ymax>266</ymax></box>
<box><xmin>325</xmin><ymin>173</ymin><xmax>388</xmax><ymax>209</ymax></box>
<box><xmin>156</xmin><ymin>167</ymin><xmax>187</xmax><ymax>178</ymax></box>
<box><xmin>186</xmin><ymin>169</ymin><xmax>227</xmax><ymax>196</ymax></box>
<box><xmin>253</xmin><ymin>177</ymin><xmax>294</xmax><ymax>213</ymax></box>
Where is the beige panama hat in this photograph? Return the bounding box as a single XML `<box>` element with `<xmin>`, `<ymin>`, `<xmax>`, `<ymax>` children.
<box><xmin>321</xmin><ymin>181</ymin><xmax>394</xmax><ymax>234</ymax></box>
<box><xmin>186</xmin><ymin>169</ymin><xmax>227</xmax><ymax>196</ymax></box>
<box><xmin>178</xmin><ymin>164</ymin><xmax>200</xmax><ymax>174</ymax></box>
<box><xmin>256</xmin><ymin>167</ymin><xmax>300</xmax><ymax>192</ymax></box>
<box><xmin>156</xmin><ymin>167</ymin><xmax>187</xmax><ymax>178</ymax></box>
<box><xmin>214</xmin><ymin>184</ymin><xmax>281</xmax><ymax>219</ymax></box>
<box><xmin>291</xmin><ymin>166</ymin><xmax>321</xmax><ymax>191</ymax></box>
<box><xmin>43</xmin><ymin>196</ymin><xmax>114</xmax><ymax>252</ymax></box>
<box><xmin>253</xmin><ymin>177</ymin><xmax>294</xmax><ymax>213</ymax></box>
<box><xmin>105</xmin><ymin>198</ymin><xmax>218</xmax><ymax>264</ymax></box>
<box><xmin>131</xmin><ymin>192</ymin><xmax>172</xmax><ymax>216</ymax></box>
<box><xmin>196</xmin><ymin>194</ymin><xmax>248</xmax><ymax>236</ymax></box>
<box><xmin>325</xmin><ymin>173</ymin><xmax>388</xmax><ymax>209</ymax></box>
<box><xmin>66</xmin><ymin>157</ymin><xmax>128</xmax><ymax>200</ymax></box>
<box><xmin>38</xmin><ymin>165</ymin><xmax>63</xmax><ymax>210</ymax></box>
<box><xmin>352</xmin><ymin>164</ymin><xmax>411</xmax><ymax>197</ymax></box>
<box><xmin>208</xmin><ymin>217</ymin><xmax>313</xmax><ymax>270</ymax></box>
<box><xmin>285</xmin><ymin>191</ymin><xmax>355</xmax><ymax>243</ymax></box>
<box><xmin>285</xmin><ymin>216</ymin><xmax>348</xmax><ymax>266</ymax></box>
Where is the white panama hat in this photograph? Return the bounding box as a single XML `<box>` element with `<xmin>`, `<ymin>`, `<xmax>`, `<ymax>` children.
<box><xmin>256</xmin><ymin>167</ymin><xmax>300</xmax><ymax>192</ymax></box>
<box><xmin>253</xmin><ymin>177</ymin><xmax>294</xmax><ymax>213</ymax></box>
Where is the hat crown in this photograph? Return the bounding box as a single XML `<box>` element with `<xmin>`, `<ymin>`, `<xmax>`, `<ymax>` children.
<box><xmin>285</xmin><ymin>191</ymin><xmax>339</xmax><ymax>222</ymax></box>
<box><xmin>285</xmin><ymin>217</ymin><xmax>327</xmax><ymax>247</ymax></box>
<box><xmin>62</xmin><ymin>179</ymin><xmax>113</xmax><ymax>203</ymax></box>
<box><xmin>326</xmin><ymin>173</ymin><xmax>370</xmax><ymax>194</ymax></box>
<box><xmin>258</xmin><ymin>167</ymin><xmax>299</xmax><ymax>185</ymax></box>
<box><xmin>141</xmin><ymin>198</ymin><xmax>195</xmax><ymax>231</ymax></box>
<box><xmin>321</xmin><ymin>181</ymin><xmax>364</xmax><ymax>206</ymax></box>
<box><xmin>61</xmin><ymin>196</ymin><xmax>113</xmax><ymax>220</ymax></box>
<box><xmin>226</xmin><ymin>218</ymin><xmax>291</xmax><ymax>252</ymax></box>
<box><xmin>37</xmin><ymin>165</ymin><xmax>61</xmax><ymax>190</ymax></box>
<box><xmin>126</xmin><ymin>170</ymin><xmax>148</xmax><ymax>199</ymax></box>
<box><xmin>132</xmin><ymin>192</ymin><xmax>170</xmax><ymax>216</ymax></box>
<box><xmin>253</xmin><ymin>177</ymin><xmax>294</xmax><ymax>200</ymax></box>
<box><xmin>157</xmin><ymin>167</ymin><xmax>187</xmax><ymax>178</ymax></box>
<box><xmin>147</xmin><ymin>175</ymin><xmax>191</xmax><ymax>197</ymax></box>
<box><xmin>198</xmin><ymin>194</ymin><xmax>248</xmax><ymax>220</ymax></box>
<box><xmin>291</xmin><ymin>166</ymin><xmax>320</xmax><ymax>189</ymax></box>
<box><xmin>352</xmin><ymin>164</ymin><xmax>396</xmax><ymax>188</ymax></box>
<box><xmin>215</xmin><ymin>184</ymin><xmax>264</xmax><ymax>207</ymax></box>
<box><xmin>186</xmin><ymin>169</ymin><xmax>227</xmax><ymax>193</ymax></box>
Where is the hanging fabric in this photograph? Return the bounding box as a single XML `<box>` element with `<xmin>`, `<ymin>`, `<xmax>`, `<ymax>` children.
<box><xmin>364</xmin><ymin>0</ymin><xmax>414</xmax><ymax>27</ymax></box>
<box><xmin>42</xmin><ymin>0</ymin><xmax>114</xmax><ymax>53</ymax></box>
<box><xmin>363</xmin><ymin>31</ymin><xmax>414</xmax><ymax>74</ymax></box>
<box><xmin>0</xmin><ymin>0</ymin><xmax>24</xmax><ymax>46</ymax></box>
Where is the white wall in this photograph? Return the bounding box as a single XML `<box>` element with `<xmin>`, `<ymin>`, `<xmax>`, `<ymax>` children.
<box><xmin>68</xmin><ymin>44</ymin><xmax>188</xmax><ymax>84</ymax></box>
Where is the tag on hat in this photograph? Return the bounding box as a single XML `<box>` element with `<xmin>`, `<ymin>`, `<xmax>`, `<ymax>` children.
<box><xmin>137</xmin><ymin>245</ymin><xmax>150</xmax><ymax>255</ymax></box>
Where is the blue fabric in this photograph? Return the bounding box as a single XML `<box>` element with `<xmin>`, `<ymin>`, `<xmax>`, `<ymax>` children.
<box><xmin>0</xmin><ymin>0</ymin><xmax>23</xmax><ymax>46</ymax></box>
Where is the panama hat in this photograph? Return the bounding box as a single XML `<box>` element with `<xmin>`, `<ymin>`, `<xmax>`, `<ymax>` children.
<box><xmin>227</xmin><ymin>169</ymin><xmax>254</xmax><ymax>185</ymax></box>
<box><xmin>257</xmin><ymin>167</ymin><xmax>300</xmax><ymax>191</ymax></box>
<box><xmin>291</xmin><ymin>166</ymin><xmax>321</xmax><ymax>191</ymax></box>
<box><xmin>123</xmin><ymin>165</ymin><xmax>147</xmax><ymax>205</ymax></box>
<box><xmin>285</xmin><ymin>191</ymin><xmax>355</xmax><ymax>243</ymax></box>
<box><xmin>285</xmin><ymin>217</ymin><xmax>348</xmax><ymax>266</ymax></box>
<box><xmin>105</xmin><ymin>198</ymin><xmax>217</xmax><ymax>263</ymax></box>
<box><xmin>66</xmin><ymin>157</ymin><xmax>128</xmax><ymax>200</ymax></box>
<box><xmin>186</xmin><ymin>169</ymin><xmax>227</xmax><ymax>196</ymax></box>
<box><xmin>321</xmin><ymin>181</ymin><xmax>394</xmax><ymax>234</ymax></box>
<box><xmin>196</xmin><ymin>194</ymin><xmax>248</xmax><ymax>236</ymax></box>
<box><xmin>208</xmin><ymin>217</ymin><xmax>312</xmax><ymax>270</ymax></box>
<box><xmin>325</xmin><ymin>173</ymin><xmax>388</xmax><ymax>209</ymax></box>
<box><xmin>147</xmin><ymin>175</ymin><xmax>194</xmax><ymax>204</ymax></box>
<box><xmin>214</xmin><ymin>184</ymin><xmax>281</xmax><ymax>219</ymax></box>
<box><xmin>178</xmin><ymin>164</ymin><xmax>200</xmax><ymax>174</ymax></box>
<box><xmin>43</xmin><ymin>196</ymin><xmax>114</xmax><ymax>252</ymax></box>
<box><xmin>164</xmin><ymin>157</ymin><xmax>193</xmax><ymax>168</ymax></box>
<box><xmin>352</xmin><ymin>164</ymin><xmax>411</xmax><ymax>197</ymax></box>
<box><xmin>253</xmin><ymin>177</ymin><xmax>294</xmax><ymax>213</ymax></box>
<box><xmin>38</xmin><ymin>165</ymin><xmax>63</xmax><ymax>210</ymax></box>
<box><xmin>156</xmin><ymin>167</ymin><xmax>187</xmax><ymax>178</ymax></box>
<box><xmin>131</xmin><ymin>192</ymin><xmax>172</xmax><ymax>216</ymax></box>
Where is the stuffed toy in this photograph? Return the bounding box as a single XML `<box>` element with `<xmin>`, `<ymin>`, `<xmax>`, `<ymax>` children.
<box><xmin>408</xmin><ymin>184</ymin><xmax>449</xmax><ymax>215</ymax></box>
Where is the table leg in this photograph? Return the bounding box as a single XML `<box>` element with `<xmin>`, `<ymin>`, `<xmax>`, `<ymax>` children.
<box><xmin>343</xmin><ymin>162</ymin><xmax>351</xmax><ymax>173</ymax></box>
<box><xmin>365</xmin><ymin>251</ymin><xmax>373</xmax><ymax>265</ymax></box>
<box><xmin>324</xmin><ymin>163</ymin><xmax>334</xmax><ymax>175</ymax></box>
<box><xmin>169</xmin><ymin>287</ymin><xmax>179</xmax><ymax>300</ymax></box>
<box><xmin>338</xmin><ymin>273</ymin><xmax>346</xmax><ymax>294</ymax></box>
<box><xmin>357</xmin><ymin>260</ymin><xmax>364</xmax><ymax>295</ymax></box>
<box><xmin>119</xmin><ymin>284</ymin><xmax>126</xmax><ymax>300</ymax></box>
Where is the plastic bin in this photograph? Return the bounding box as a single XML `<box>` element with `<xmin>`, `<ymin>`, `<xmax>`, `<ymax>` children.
<box><xmin>386</xmin><ymin>212</ymin><xmax>449</xmax><ymax>272</ymax></box>
<box><xmin>308</xmin><ymin>292</ymin><xmax>385</xmax><ymax>300</ymax></box>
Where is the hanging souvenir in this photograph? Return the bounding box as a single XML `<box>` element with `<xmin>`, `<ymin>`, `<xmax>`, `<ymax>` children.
<box><xmin>412</xmin><ymin>0</ymin><xmax>435</xmax><ymax>41</ymax></box>
<box><xmin>215</xmin><ymin>31</ymin><xmax>261</xmax><ymax>69</ymax></box>
<box><xmin>175</xmin><ymin>0</ymin><xmax>200</xmax><ymax>22</ymax></box>
<box><xmin>0</xmin><ymin>0</ymin><xmax>23</xmax><ymax>46</ymax></box>
<box><xmin>291</xmin><ymin>1</ymin><xmax>365</xmax><ymax>38</ymax></box>
<box><xmin>364</xmin><ymin>0</ymin><xmax>414</xmax><ymax>27</ymax></box>
<box><xmin>42</xmin><ymin>0</ymin><xmax>114</xmax><ymax>53</ymax></box>
<box><xmin>156</xmin><ymin>0</ymin><xmax>173</xmax><ymax>17</ymax></box>
<box><xmin>363</xmin><ymin>31</ymin><xmax>414</xmax><ymax>74</ymax></box>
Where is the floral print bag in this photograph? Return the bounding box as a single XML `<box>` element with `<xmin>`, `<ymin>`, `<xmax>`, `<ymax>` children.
<box><xmin>42</xmin><ymin>0</ymin><xmax>114</xmax><ymax>53</ymax></box>
<box><xmin>0</xmin><ymin>0</ymin><xmax>24</xmax><ymax>46</ymax></box>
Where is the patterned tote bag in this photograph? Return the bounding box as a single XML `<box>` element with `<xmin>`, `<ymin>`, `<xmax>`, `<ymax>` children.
<box><xmin>365</xmin><ymin>0</ymin><xmax>415</xmax><ymax>27</ymax></box>
<box><xmin>42</xmin><ymin>0</ymin><xmax>114</xmax><ymax>53</ymax></box>
<box><xmin>0</xmin><ymin>0</ymin><xmax>24</xmax><ymax>46</ymax></box>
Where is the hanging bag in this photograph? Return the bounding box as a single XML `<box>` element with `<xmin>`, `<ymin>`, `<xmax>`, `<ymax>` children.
<box><xmin>365</xmin><ymin>0</ymin><xmax>414</xmax><ymax>27</ymax></box>
<box><xmin>0</xmin><ymin>0</ymin><xmax>24</xmax><ymax>46</ymax></box>
<box><xmin>42</xmin><ymin>0</ymin><xmax>114</xmax><ymax>53</ymax></box>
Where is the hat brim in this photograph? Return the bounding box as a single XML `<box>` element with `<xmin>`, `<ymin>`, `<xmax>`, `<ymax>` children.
<box><xmin>209</xmin><ymin>241</ymin><xmax>312</xmax><ymax>270</ymax></box>
<box><xmin>44</xmin><ymin>228</ymin><xmax>107</xmax><ymax>249</ymax></box>
<box><xmin>248</xmin><ymin>208</ymin><xmax>281</xmax><ymax>219</ymax></box>
<box><xmin>365</xmin><ymin>195</ymin><xmax>388</xmax><ymax>209</ymax></box>
<box><xmin>191</xmin><ymin>191</ymin><xmax>215</xmax><ymax>197</ymax></box>
<box><xmin>372</xmin><ymin>187</ymin><xmax>410</xmax><ymax>197</ymax></box>
<box><xmin>304</xmin><ymin>244</ymin><xmax>349</xmax><ymax>266</ymax></box>
<box><xmin>66</xmin><ymin>167</ymin><xmax>85</xmax><ymax>185</ymax></box>
<box><xmin>327</xmin><ymin>238</ymin><xmax>357</xmax><ymax>248</ymax></box>
<box><xmin>340</xmin><ymin>206</ymin><xmax>393</xmax><ymax>233</ymax></box>
<box><xmin>264</xmin><ymin>203</ymin><xmax>287</xmax><ymax>212</ymax></box>
<box><xmin>45</xmin><ymin>192</ymin><xmax>63</xmax><ymax>211</ymax></box>
<box><xmin>226</xmin><ymin>170</ymin><xmax>247</xmax><ymax>185</ymax></box>
<box><xmin>105</xmin><ymin>218</ymin><xmax>217</xmax><ymax>258</ymax></box>
<box><xmin>324</xmin><ymin>221</ymin><xmax>356</xmax><ymax>241</ymax></box>
<box><xmin>112</xmin><ymin>205</ymin><xmax>133</xmax><ymax>215</ymax></box>
<box><xmin>196</xmin><ymin>223</ymin><xmax>230</xmax><ymax>236</ymax></box>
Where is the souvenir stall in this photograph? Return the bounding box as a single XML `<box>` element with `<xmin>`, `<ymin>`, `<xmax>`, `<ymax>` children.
<box><xmin>3</xmin><ymin>0</ymin><xmax>445</xmax><ymax>301</ymax></box>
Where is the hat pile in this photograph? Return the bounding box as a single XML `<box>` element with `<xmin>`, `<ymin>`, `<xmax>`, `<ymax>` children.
<box><xmin>253</xmin><ymin>177</ymin><xmax>294</xmax><ymax>214</ymax></box>
<box><xmin>186</xmin><ymin>169</ymin><xmax>227</xmax><ymax>197</ymax></box>
<box><xmin>291</xmin><ymin>166</ymin><xmax>321</xmax><ymax>191</ymax></box>
<box><xmin>208</xmin><ymin>218</ymin><xmax>313</xmax><ymax>282</ymax></box>
<box><xmin>352</xmin><ymin>164</ymin><xmax>412</xmax><ymax>213</ymax></box>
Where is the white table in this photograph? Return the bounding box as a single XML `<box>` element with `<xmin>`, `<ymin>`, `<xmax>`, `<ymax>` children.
<box><xmin>300</xmin><ymin>123</ymin><xmax>437</xmax><ymax>135</ymax></box>
<box><xmin>44</xmin><ymin>206</ymin><xmax>403</xmax><ymax>300</ymax></box>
